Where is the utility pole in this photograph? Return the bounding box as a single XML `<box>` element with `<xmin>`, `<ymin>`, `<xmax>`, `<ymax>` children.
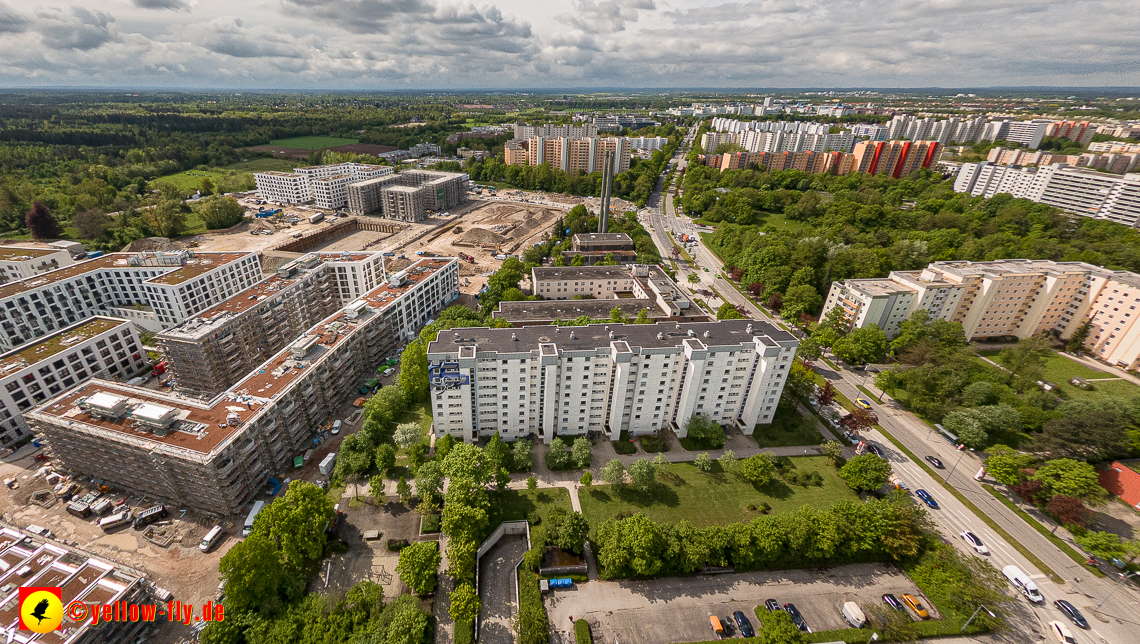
<box><xmin>960</xmin><ymin>604</ymin><xmax>995</xmax><ymax>632</ymax></box>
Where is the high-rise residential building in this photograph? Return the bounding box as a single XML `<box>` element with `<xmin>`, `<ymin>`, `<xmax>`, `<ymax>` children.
<box><xmin>851</xmin><ymin>140</ymin><xmax>941</xmax><ymax>178</ymax></box>
<box><xmin>0</xmin><ymin>250</ymin><xmax>260</xmax><ymax>352</ymax></box>
<box><xmin>345</xmin><ymin>170</ymin><xmax>468</xmax><ymax>221</ymax></box>
<box><xmin>820</xmin><ymin>258</ymin><xmax>1140</xmax><ymax>370</ymax></box>
<box><xmin>953</xmin><ymin>162</ymin><xmax>1140</xmax><ymax>226</ymax></box>
<box><xmin>255</xmin><ymin>162</ymin><xmax>393</xmax><ymax>208</ymax></box>
<box><xmin>510</xmin><ymin>136</ymin><xmax>630</xmax><ymax>175</ymax></box>
<box><xmin>628</xmin><ymin>136</ymin><xmax>670</xmax><ymax>150</ymax></box>
<box><xmin>513</xmin><ymin>123</ymin><xmax>597</xmax><ymax>139</ymax></box>
<box><xmin>0</xmin><ymin>316</ymin><xmax>147</xmax><ymax>447</ymax></box>
<box><xmin>27</xmin><ymin>259</ymin><xmax>460</xmax><ymax>515</ymax></box>
<box><xmin>426</xmin><ymin>319</ymin><xmax>797</xmax><ymax>444</ymax></box>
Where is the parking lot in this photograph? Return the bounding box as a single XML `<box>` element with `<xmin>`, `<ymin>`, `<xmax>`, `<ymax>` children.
<box><xmin>544</xmin><ymin>563</ymin><xmax>934</xmax><ymax>644</ymax></box>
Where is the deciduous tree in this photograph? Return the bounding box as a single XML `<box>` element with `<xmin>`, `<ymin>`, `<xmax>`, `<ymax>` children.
<box><xmin>25</xmin><ymin>202</ymin><xmax>61</xmax><ymax>240</ymax></box>
<box><xmin>396</xmin><ymin>542</ymin><xmax>441</xmax><ymax>595</ymax></box>
<box><xmin>628</xmin><ymin>458</ymin><xmax>655</xmax><ymax>490</ymax></box>
<box><xmin>1045</xmin><ymin>496</ymin><xmax>1090</xmax><ymax>530</ymax></box>
<box><xmin>448</xmin><ymin>583</ymin><xmax>481</xmax><ymax>624</ymax></box>
<box><xmin>601</xmin><ymin>459</ymin><xmax>625</xmax><ymax>486</ymax></box>
<box><xmin>838</xmin><ymin>454</ymin><xmax>892</xmax><ymax>492</ymax></box>
<box><xmin>984</xmin><ymin>445</ymin><xmax>1035</xmax><ymax>486</ymax></box>
<box><xmin>394</xmin><ymin>422</ymin><xmax>421</xmax><ymax>449</ymax></box>
<box><xmin>399</xmin><ymin>340</ymin><xmax>429</xmax><ymax>402</ymax></box>
<box><xmin>739</xmin><ymin>453</ymin><xmax>776</xmax><ymax>486</ymax></box>
<box><xmin>1032</xmin><ymin>458</ymin><xmax>1106</xmax><ymax>503</ymax></box>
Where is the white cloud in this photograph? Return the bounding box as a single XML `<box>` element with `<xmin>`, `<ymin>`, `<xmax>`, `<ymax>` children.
<box><xmin>0</xmin><ymin>0</ymin><xmax>1134</xmax><ymax>87</ymax></box>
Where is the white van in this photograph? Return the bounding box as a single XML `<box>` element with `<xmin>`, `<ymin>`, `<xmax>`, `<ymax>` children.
<box><xmin>842</xmin><ymin>601</ymin><xmax>866</xmax><ymax>628</ymax></box>
<box><xmin>1002</xmin><ymin>565</ymin><xmax>1044</xmax><ymax>602</ymax></box>
<box><xmin>200</xmin><ymin>525</ymin><xmax>225</xmax><ymax>553</ymax></box>
<box><xmin>331</xmin><ymin>420</ymin><xmax>342</xmax><ymax>435</ymax></box>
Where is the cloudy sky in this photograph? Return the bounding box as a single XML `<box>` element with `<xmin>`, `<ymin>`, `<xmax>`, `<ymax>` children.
<box><xmin>0</xmin><ymin>0</ymin><xmax>1136</xmax><ymax>89</ymax></box>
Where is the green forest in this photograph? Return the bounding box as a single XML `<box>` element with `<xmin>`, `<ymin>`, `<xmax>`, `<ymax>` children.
<box><xmin>694</xmin><ymin>165</ymin><xmax>1140</xmax><ymax>323</ymax></box>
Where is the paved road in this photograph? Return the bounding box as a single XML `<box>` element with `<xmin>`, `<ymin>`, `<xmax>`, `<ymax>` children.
<box><xmin>641</xmin><ymin>133</ymin><xmax>1136</xmax><ymax>643</ymax></box>
<box><xmin>817</xmin><ymin>362</ymin><xmax>1139</xmax><ymax>644</ymax></box>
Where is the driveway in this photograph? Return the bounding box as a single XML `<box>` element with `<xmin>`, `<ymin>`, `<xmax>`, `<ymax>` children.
<box><xmin>544</xmin><ymin>563</ymin><xmax>932</xmax><ymax>644</ymax></box>
<box><xmin>477</xmin><ymin>534</ymin><xmax>528</xmax><ymax>644</ymax></box>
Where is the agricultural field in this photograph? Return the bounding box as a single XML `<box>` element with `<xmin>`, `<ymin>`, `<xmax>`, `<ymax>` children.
<box><xmin>268</xmin><ymin>136</ymin><xmax>360</xmax><ymax>149</ymax></box>
<box><xmin>150</xmin><ymin>158</ymin><xmax>294</xmax><ymax>194</ymax></box>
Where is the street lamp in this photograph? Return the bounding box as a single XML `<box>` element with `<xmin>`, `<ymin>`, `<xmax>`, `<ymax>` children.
<box><xmin>946</xmin><ymin>443</ymin><xmax>968</xmax><ymax>480</ymax></box>
<box><xmin>960</xmin><ymin>605</ymin><xmax>996</xmax><ymax>633</ymax></box>
<box><xmin>1096</xmin><ymin>571</ymin><xmax>1139</xmax><ymax>609</ymax></box>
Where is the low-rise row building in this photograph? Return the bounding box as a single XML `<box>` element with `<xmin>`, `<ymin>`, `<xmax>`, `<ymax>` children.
<box><xmin>559</xmin><ymin>232</ymin><xmax>638</xmax><ymax>265</ymax></box>
<box><xmin>427</xmin><ymin>320</ymin><xmax>797</xmax><ymax>444</ymax></box>
<box><xmin>27</xmin><ymin>259</ymin><xmax>460</xmax><ymax>515</ymax></box>
<box><xmin>0</xmin><ymin>245</ymin><xmax>74</xmax><ymax>284</ymax></box>
<box><xmin>821</xmin><ymin>259</ymin><xmax>1140</xmax><ymax>370</ymax></box>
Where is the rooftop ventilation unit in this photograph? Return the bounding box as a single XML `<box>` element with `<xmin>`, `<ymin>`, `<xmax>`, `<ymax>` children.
<box><xmin>129</xmin><ymin>402</ymin><xmax>178</xmax><ymax>430</ymax></box>
<box><xmin>290</xmin><ymin>335</ymin><xmax>321</xmax><ymax>359</ymax></box>
<box><xmin>746</xmin><ymin>324</ymin><xmax>753</xmax><ymax>334</ymax></box>
<box><xmin>344</xmin><ymin>301</ymin><xmax>368</xmax><ymax>319</ymax></box>
<box><xmin>703</xmin><ymin>330</ymin><xmax>710</xmax><ymax>338</ymax></box>
<box><xmin>657</xmin><ymin>332</ymin><xmax>664</xmax><ymax>340</ymax></box>
<box><xmin>81</xmin><ymin>392</ymin><xmax>130</xmax><ymax>419</ymax></box>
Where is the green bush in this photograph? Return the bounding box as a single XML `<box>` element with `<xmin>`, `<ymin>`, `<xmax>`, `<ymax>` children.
<box><xmin>516</xmin><ymin>571</ymin><xmax>550</xmax><ymax>644</ymax></box>
<box><xmin>640</xmin><ymin>434</ymin><xmax>669</xmax><ymax>453</ymax></box>
<box><xmin>387</xmin><ymin>538</ymin><xmax>410</xmax><ymax>552</ymax></box>
<box><xmin>613</xmin><ymin>431</ymin><xmax>638</xmax><ymax>455</ymax></box>
<box><xmin>421</xmin><ymin>513</ymin><xmax>441</xmax><ymax>534</ymax></box>
<box><xmin>574</xmin><ymin>619</ymin><xmax>593</xmax><ymax>644</ymax></box>
<box><xmin>454</xmin><ymin>620</ymin><xmax>475</xmax><ymax>644</ymax></box>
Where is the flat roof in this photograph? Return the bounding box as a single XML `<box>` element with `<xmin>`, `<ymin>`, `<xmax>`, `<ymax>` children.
<box><xmin>0</xmin><ymin>316</ymin><xmax>129</xmax><ymax>377</ymax></box>
<box><xmin>849</xmin><ymin>279</ymin><xmax>913</xmax><ymax>297</ymax></box>
<box><xmin>572</xmin><ymin>233</ymin><xmax>632</xmax><ymax>242</ymax></box>
<box><xmin>146</xmin><ymin>252</ymin><xmax>252</xmax><ymax>285</ymax></box>
<box><xmin>533</xmin><ymin>266</ymin><xmax>636</xmax><ymax>281</ymax></box>
<box><xmin>31</xmin><ymin>258</ymin><xmax>457</xmax><ymax>456</ymax></box>
<box><xmin>321</xmin><ymin>252</ymin><xmax>379</xmax><ymax>263</ymax></box>
<box><xmin>0</xmin><ymin>252</ymin><xmax>253</xmax><ymax>299</ymax></box>
<box><xmin>0</xmin><ymin>246</ymin><xmax>66</xmax><ymax>260</ymax></box>
<box><xmin>428</xmin><ymin>319</ymin><xmax>793</xmax><ymax>356</ymax></box>
<box><xmin>494</xmin><ymin>299</ymin><xmax>662</xmax><ymax>321</ymax></box>
<box><xmin>157</xmin><ymin>274</ymin><xmax>312</xmax><ymax>339</ymax></box>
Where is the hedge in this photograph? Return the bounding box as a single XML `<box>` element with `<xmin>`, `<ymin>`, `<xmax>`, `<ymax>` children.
<box><xmin>517</xmin><ymin>571</ymin><xmax>550</xmax><ymax>644</ymax></box>
<box><xmin>574</xmin><ymin>619</ymin><xmax>592</xmax><ymax>644</ymax></box>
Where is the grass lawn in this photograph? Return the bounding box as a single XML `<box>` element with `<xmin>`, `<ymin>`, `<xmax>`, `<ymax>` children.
<box><xmin>268</xmin><ymin>135</ymin><xmax>359</xmax><ymax>149</ymax></box>
<box><xmin>578</xmin><ymin>458</ymin><xmax>856</xmax><ymax>531</ymax></box>
<box><xmin>485</xmin><ymin>488</ymin><xmax>572</xmax><ymax>539</ymax></box>
<box><xmin>753</xmin><ymin>405</ymin><xmax>825</xmax><ymax>448</ymax></box>
<box><xmin>1040</xmin><ymin>353</ymin><xmax>1140</xmax><ymax>401</ymax></box>
<box><xmin>151</xmin><ymin>158</ymin><xmax>294</xmax><ymax>195</ymax></box>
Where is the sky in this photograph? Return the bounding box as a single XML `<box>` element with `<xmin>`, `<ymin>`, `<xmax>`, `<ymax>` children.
<box><xmin>0</xmin><ymin>0</ymin><xmax>1137</xmax><ymax>89</ymax></box>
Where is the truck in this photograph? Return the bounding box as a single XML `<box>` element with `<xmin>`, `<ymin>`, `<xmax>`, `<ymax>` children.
<box><xmin>888</xmin><ymin>474</ymin><xmax>909</xmax><ymax>491</ymax></box>
<box><xmin>151</xmin><ymin>361</ymin><xmax>168</xmax><ymax>377</ymax></box>
<box><xmin>255</xmin><ymin>209</ymin><xmax>281</xmax><ymax>218</ymax></box>
<box><xmin>319</xmin><ymin>453</ymin><xmax>337</xmax><ymax>476</ymax></box>
<box><xmin>308</xmin><ymin>213</ymin><xmax>325</xmax><ymax>225</ymax></box>
<box><xmin>842</xmin><ymin>602</ymin><xmax>867</xmax><ymax>628</ymax></box>
<box><xmin>243</xmin><ymin>501</ymin><xmax>266</xmax><ymax>537</ymax></box>
<box><xmin>86</xmin><ymin>250</ymin><xmax>104</xmax><ymax>259</ymax></box>
<box><xmin>99</xmin><ymin>510</ymin><xmax>133</xmax><ymax>531</ymax></box>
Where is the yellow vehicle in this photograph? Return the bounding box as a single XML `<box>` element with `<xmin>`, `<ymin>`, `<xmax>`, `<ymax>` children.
<box><xmin>901</xmin><ymin>594</ymin><xmax>929</xmax><ymax>619</ymax></box>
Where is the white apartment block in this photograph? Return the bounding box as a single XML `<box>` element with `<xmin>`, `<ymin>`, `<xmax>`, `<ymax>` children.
<box><xmin>0</xmin><ymin>251</ymin><xmax>260</xmax><ymax>353</ymax></box>
<box><xmin>0</xmin><ymin>317</ymin><xmax>146</xmax><ymax>447</ymax></box>
<box><xmin>426</xmin><ymin>320</ymin><xmax>798</xmax><ymax>444</ymax></box>
<box><xmin>514</xmin><ymin>123</ymin><xmax>598</xmax><ymax>139</ymax></box>
<box><xmin>255</xmin><ymin>163</ymin><xmax>393</xmax><ymax>208</ymax></box>
<box><xmin>26</xmin><ymin>258</ymin><xmax>459</xmax><ymax>514</ymax></box>
<box><xmin>820</xmin><ymin>259</ymin><xmax>1140</xmax><ymax>368</ymax></box>
<box><xmin>954</xmin><ymin>162</ymin><xmax>1140</xmax><ymax>227</ymax></box>
<box><xmin>0</xmin><ymin>246</ymin><xmax>74</xmax><ymax>284</ymax></box>
<box><xmin>628</xmin><ymin>136</ymin><xmax>669</xmax><ymax>150</ymax></box>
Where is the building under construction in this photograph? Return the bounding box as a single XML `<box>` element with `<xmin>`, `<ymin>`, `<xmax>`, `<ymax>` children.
<box><xmin>28</xmin><ymin>259</ymin><xmax>460</xmax><ymax>515</ymax></box>
<box><xmin>346</xmin><ymin>169</ymin><xmax>469</xmax><ymax>222</ymax></box>
<box><xmin>560</xmin><ymin>232</ymin><xmax>637</xmax><ymax>265</ymax></box>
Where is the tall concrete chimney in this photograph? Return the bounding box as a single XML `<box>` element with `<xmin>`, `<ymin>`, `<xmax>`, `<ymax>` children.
<box><xmin>598</xmin><ymin>149</ymin><xmax>615</xmax><ymax>233</ymax></box>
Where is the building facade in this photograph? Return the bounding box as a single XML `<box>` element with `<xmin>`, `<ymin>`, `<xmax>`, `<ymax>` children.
<box><xmin>345</xmin><ymin>170</ymin><xmax>468</xmax><ymax>221</ymax></box>
<box><xmin>0</xmin><ymin>251</ymin><xmax>260</xmax><ymax>353</ymax></box>
<box><xmin>27</xmin><ymin>259</ymin><xmax>460</xmax><ymax>515</ymax></box>
<box><xmin>509</xmin><ymin>137</ymin><xmax>631</xmax><ymax>175</ymax></box>
<box><xmin>0</xmin><ymin>317</ymin><xmax>146</xmax><ymax>447</ymax></box>
<box><xmin>0</xmin><ymin>246</ymin><xmax>74</xmax><ymax>284</ymax></box>
<box><xmin>559</xmin><ymin>233</ymin><xmax>638</xmax><ymax>265</ymax></box>
<box><xmin>427</xmin><ymin>320</ymin><xmax>797</xmax><ymax>444</ymax></box>
<box><xmin>255</xmin><ymin>163</ymin><xmax>393</xmax><ymax>208</ymax></box>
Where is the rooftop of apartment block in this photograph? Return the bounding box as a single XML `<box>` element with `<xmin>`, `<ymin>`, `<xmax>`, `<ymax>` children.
<box><xmin>0</xmin><ymin>316</ymin><xmax>129</xmax><ymax>377</ymax></box>
<box><xmin>320</xmin><ymin>251</ymin><xmax>381</xmax><ymax>264</ymax></box>
<box><xmin>0</xmin><ymin>245</ymin><xmax>66</xmax><ymax>261</ymax></box>
<box><xmin>31</xmin><ymin>258</ymin><xmax>457</xmax><ymax>456</ymax></box>
<box><xmin>0</xmin><ymin>527</ymin><xmax>140</xmax><ymax>640</ymax></box>
<box><xmin>0</xmin><ymin>252</ymin><xmax>254</xmax><ymax>299</ymax></box>
<box><xmin>492</xmin><ymin>299</ymin><xmax>662</xmax><ymax>322</ymax></box>
<box><xmin>572</xmin><ymin>233</ymin><xmax>633</xmax><ymax>243</ymax></box>
<box><xmin>532</xmin><ymin>265</ymin><xmax>640</xmax><ymax>281</ymax></box>
<box><xmin>846</xmin><ymin>278</ymin><xmax>916</xmax><ymax>297</ymax></box>
<box><xmin>427</xmin><ymin>319</ymin><xmax>794</xmax><ymax>356</ymax></box>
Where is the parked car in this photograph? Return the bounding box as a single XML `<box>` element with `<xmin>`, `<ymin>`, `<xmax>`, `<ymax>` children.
<box><xmin>764</xmin><ymin>599</ymin><xmax>781</xmax><ymax>613</ymax></box>
<box><xmin>732</xmin><ymin>610</ymin><xmax>754</xmax><ymax>638</ymax></box>
<box><xmin>783</xmin><ymin>603</ymin><xmax>808</xmax><ymax>631</ymax></box>
<box><xmin>866</xmin><ymin>444</ymin><xmax>884</xmax><ymax>458</ymax></box>
<box><xmin>855</xmin><ymin>397</ymin><xmax>873</xmax><ymax>410</ymax></box>
<box><xmin>915</xmin><ymin>489</ymin><xmax>939</xmax><ymax>509</ymax></box>
<box><xmin>882</xmin><ymin>594</ymin><xmax>906</xmax><ymax>612</ymax></box>
<box><xmin>924</xmin><ymin>455</ymin><xmax>944</xmax><ymax>469</ymax></box>
<box><xmin>1049</xmin><ymin>621</ymin><xmax>1077</xmax><ymax>643</ymax></box>
<box><xmin>961</xmin><ymin>531</ymin><xmax>989</xmax><ymax>554</ymax></box>
<box><xmin>1053</xmin><ymin>600</ymin><xmax>1089</xmax><ymax>629</ymax></box>
<box><xmin>901</xmin><ymin>594</ymin><xmax>929</xmax><ymax>619</ymax></box>
<box><xmin>25</xmin><ymin>525</ymin><xmax>54</xmax><ymax>539</ymax></box>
